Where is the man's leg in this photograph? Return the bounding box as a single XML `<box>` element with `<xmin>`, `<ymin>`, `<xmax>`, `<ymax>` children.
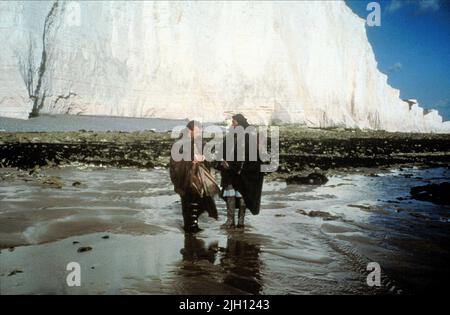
<box><xmin>181</xmin><ymin>197</ymin><xmax>191</xmax><ymax>231</ymax></box>
<box><xmin>182</xmin><ymin>196</ymin><xmax>202</xmax><ymax>233</ymax></box>
<box><xmin>189</xmin><ymin>203</ymin><xmax>202</xmax><ymax>233</ymax></box>
<box><xmin>237</xmin><ymin>197</ymin><xmax>246</xmax><ymax>228</ymax></box>
<box><xmin>221</xmin><ymin>185</ymin><xmax>236</xmax><ymax>229</ymax></box>
<box><xmin>221</xmin><ymin>198</ymin><xmax>236</xmax><ymax>229</ymax></box>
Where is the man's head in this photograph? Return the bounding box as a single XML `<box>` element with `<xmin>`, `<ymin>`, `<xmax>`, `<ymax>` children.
<box><xmin>186</xmin><ymin>120</ymin><xmax>202</xmax><ymax>139</ymax></box>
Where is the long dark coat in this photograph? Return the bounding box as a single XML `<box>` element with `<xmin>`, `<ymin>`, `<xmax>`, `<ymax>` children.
<box><xmin>220</xmin><ymin>129</ymin><xmax>264</xmax><ymax>215</ymax></box>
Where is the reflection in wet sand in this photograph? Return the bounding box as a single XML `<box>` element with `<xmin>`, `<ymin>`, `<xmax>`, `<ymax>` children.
<box><xmin>181</xmin><ymin>234</ymin><xmax>218</xmax><ymax>264</ymax></box>
<box><xmin>220</xmin><ymin>235</ymin><xmax>262</xmax><ymax>295</ymax></box>
<box><xmin>172</xmin><ymin>233</ymin><xmax>263</xmax><ymax>295</ymax></box>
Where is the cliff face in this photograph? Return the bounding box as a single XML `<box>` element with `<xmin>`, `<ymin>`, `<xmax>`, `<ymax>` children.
<box><xmin>0</xmin><ymin>1</ymin><xmax>448</xmax><ymax>132</ymax></box>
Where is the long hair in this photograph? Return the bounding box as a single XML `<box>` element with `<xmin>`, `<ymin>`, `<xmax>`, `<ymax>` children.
<box><xmin>232</xmin><ymin>114</ymin><xmax>250</xmax><ymax>128</ymax></box>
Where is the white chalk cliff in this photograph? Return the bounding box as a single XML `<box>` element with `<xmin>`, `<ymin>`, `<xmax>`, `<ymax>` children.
<box><xmin>1</xmin><ymin>1</ymin><xmax>449</xmax><ymax>132</ymax></box>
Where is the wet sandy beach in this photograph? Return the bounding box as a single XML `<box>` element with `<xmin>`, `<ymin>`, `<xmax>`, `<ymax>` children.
<box><xmin>1</xmin><ymin>165</ymin><xmax>449</xmax><ymax>294</ymax></box>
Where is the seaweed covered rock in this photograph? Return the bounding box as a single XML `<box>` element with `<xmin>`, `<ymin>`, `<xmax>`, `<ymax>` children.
<box><xmin>410</xmin><ymin>182</ymin><xmax>450</xmax><ymax>205</ymax></box>
<box><xmin>286</xmin><ymin>172</ymin><xmax>328</xmax><ymax>185</ymax></box>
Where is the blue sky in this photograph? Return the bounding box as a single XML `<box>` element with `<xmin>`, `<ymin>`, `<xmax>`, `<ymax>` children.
<box><xmin>345</xmin><ymin>0</ymin><xmax>450</xmax><ymax>120</ymax></box>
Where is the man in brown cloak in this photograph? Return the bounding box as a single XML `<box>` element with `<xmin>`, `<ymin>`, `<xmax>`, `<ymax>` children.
<box><xmin>169</xmin><ymin>120</ymin><xmax>219</xmax><ymax>233</ymax></box>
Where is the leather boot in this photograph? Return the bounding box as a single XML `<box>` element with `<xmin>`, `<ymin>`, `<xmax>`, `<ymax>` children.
<box><xmin>237</xmin><ymin>198</ymin><xmax>246</xmax><ymax>228</ymax></box>
<box><xmin>183</xmin><ymin>201</ymin><xmax>202</xmax><ymax>233</ymax></box>
<box><xmin>189</xmin><ymin>205</ymin><xmax>202</xmax><ymax>233</ymax></box>
<box><xmin>221</xmin><ymin>197</ymin><xmax>236</xmax><ymax>229</ymax></box>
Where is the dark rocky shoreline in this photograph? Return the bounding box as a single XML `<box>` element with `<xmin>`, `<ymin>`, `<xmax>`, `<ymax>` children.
<box><xmin>1</xmin><ymin>127</ymin><xmax>449</xmax><ymax>173</ymax></box>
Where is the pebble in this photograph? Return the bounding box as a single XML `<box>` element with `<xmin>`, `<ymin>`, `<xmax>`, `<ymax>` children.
<box><xmin>77</xmin><ymin>246</ymin><xmax>93</xmax><ymax>253</ymax></box>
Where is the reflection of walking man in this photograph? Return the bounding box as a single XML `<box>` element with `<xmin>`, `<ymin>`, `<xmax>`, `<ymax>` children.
<box><xmin>170</xmin><ymin>120</ymin><xmax>219</xmax><ymax>233</ymax></box>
